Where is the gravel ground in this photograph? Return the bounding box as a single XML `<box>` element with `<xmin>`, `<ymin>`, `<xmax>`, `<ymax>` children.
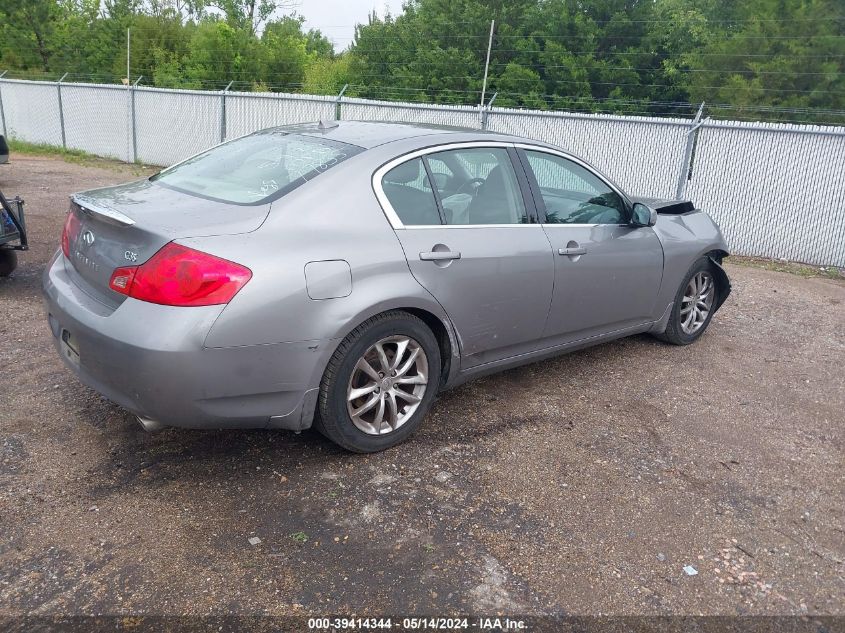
<box><xmin>1</xmin><ymin>155</ymin><xmax>843</xmax><ymax>617</ymax></box>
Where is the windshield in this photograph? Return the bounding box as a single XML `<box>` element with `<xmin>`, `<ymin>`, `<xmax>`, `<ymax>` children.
<box><xmin>151</xmin><ymin>131</ymin><xmax>362</xmax><ymax>205</ymax></box>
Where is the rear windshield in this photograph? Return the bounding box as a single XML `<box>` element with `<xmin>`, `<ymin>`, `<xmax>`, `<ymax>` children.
<box><xmin>151</xmin><ymin>131</ymin><xmax>362</xmax><ymax>205</ymax></box>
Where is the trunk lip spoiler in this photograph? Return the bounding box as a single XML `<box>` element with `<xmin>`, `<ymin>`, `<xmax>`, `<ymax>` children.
<box><xmin>71</xmin><ymin>195</ymin><xmax>136</xmax><ymax>227</ymax></box>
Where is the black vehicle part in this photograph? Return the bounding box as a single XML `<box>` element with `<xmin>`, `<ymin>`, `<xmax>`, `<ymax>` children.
<box><xmin>0</xmin><ymin>249</ymin><xmax>17</xmax><ymax>276</ymax></box>
<box><xmin>630</xmin><ymin>196</ymin><xmax>695</xmax><ymax>215</ymax></box>
<box><xmin>0</xmin><ymin>186</ymin><xmax>27</xmax><ymax>277</ymax></box>
<box><xmin>0</xmin><ymin>189</ymin><xmax>27</xmax><ymax>251</ymax></box>
<box><xmin>707</xmin><ymin>253</ymin><xmax>732</xmax><ymax>313</ymax></box>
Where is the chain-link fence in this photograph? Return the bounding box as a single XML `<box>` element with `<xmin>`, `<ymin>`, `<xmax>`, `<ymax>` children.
<box><xmin>0</xmin><ymin>77</ymin><xmax>842</xmax><ymax>266</ymax></box>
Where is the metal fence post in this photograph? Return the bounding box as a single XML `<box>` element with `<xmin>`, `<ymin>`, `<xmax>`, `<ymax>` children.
<box><xmin>675</xmin><ymin>102</ymin><xmax>705</xmax><ymax>199</ymax></box>
<box><xmin>130</xmin><ymin>76</ymin><xmax>142</xmax><ymax>163</ymax></box>
<box><xmin>0</xmin><ymin>71</ymin><xmax>7</xmax><ymax>138</ymax></box>
<box><xmin>481</xmin><ymin>92</ymin><xmax>497</xmax><ymax>130</ymax></box>
<box><xmin>220</xmin><ymin>80</ymin><xmax>233</xmax><ymax>143</ymax></box>
<box><xmin>56</xmin><ymin>72</ymin><xmax>68</xmax><ymax>148</ymax></box>
<box><xmin>335</xmin><ymin>84</ymin><xmax>348</xmax><ymax>121</ymax></box>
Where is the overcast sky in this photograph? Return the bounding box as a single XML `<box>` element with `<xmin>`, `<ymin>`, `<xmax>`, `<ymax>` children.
<box><xmin>296</xmin><ymin>0</ymin><xmax>406</xmax><ymax>51</ymax></box>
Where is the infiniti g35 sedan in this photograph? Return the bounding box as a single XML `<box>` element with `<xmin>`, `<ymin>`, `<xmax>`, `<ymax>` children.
<box><xmin>43</xmin><ymin>121</ymin><xmax>731</xmax><ymax>452</ymax></box>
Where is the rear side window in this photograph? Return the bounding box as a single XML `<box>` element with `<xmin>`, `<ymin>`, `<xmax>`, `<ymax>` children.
<box><xmin>427</xmin><ymin>147</ymin><xmax>528</xmax><ymax>225</ymax></box>
<box><xmin>381</xmin><ymin>158</ymin><xmax>442</xmax><ymax>225</ymax></box>
<box><xmin>152</xmin><ymin>131</ymin><xmax>361</xmax><ymax>205</ymax></box>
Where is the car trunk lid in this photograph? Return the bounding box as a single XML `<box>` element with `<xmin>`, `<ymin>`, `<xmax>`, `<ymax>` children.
<box><xmin>64</xmin><ymin>179</ymin><xmax>270</xmax><ymax>308</ymax></box>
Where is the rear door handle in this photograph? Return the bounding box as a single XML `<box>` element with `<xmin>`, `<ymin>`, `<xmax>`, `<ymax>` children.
<box><xmin>420</xmin><ymin>251</ymin><xmax>461</xmax><ymax>261</ymax></box>
<box><xmin>558</xmin><ymin>247</ymin><xmax>587</xmax><ymax>256</ymax></box>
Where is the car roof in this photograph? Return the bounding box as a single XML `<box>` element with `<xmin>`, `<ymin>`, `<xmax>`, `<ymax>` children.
<box><xmin>269</xmin><ymin>120</ymin><xmax>525</xmax><ymax>150</ymax></box>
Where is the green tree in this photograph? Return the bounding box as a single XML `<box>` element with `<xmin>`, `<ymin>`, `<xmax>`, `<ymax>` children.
<box><xmin>209</xmin><ymin>0</ymin><xmax>293</xmax><ymax>34</ymax></box>
<box><xmin>182</xmin><ymin>20</ymin><xmax>261</xmax><ymax>87</ymax></box>
<box><xmin>259</xmin><ymin>17</ymin><xmax>310</xmax><ymax>88</ymax></box>
<box><xmin>0</xmin><ymin>0</ymin><xmax>63</xmax><ymax>72</ymax></box>
<box><xmin>303</xmin><ymin>55</ymin><xmax>351</xmax><ymax>94</ymax></box>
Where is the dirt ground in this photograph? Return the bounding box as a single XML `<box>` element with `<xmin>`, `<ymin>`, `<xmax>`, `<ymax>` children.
<box><xmin>1</xmin><ymin>155</ymin><xmax>843</xmax><ymax>618</ymax></box>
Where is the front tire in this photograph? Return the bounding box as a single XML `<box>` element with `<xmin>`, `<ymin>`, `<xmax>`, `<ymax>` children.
<box><xmin>657</xmin><ymin>257</ymin><xmax>719</xmax><ymax>346</ymax></box>
<box><xmin>316</xmin><ymin>311</ymin><xmax>441</xmax><ymax>453</ymax></box>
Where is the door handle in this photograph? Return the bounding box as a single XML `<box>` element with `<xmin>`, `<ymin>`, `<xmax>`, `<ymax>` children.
<box><xmin>420</xmin><ymin>250</ymin><xmax>461</xmax><ymax>261</ymax></box>
<box><xmin>558</xmin><ymin>246</ymin><xmax>587</xmax><ymax>256</ymax></box>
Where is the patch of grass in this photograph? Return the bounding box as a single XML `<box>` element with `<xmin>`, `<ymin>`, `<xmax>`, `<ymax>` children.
<box><xmin>290</xmin><ymin>531</ymin><xmax>308</xmax><ymax>544</ymax></box>
<box><xmin>729</xmin><ymin>255</ymin><xmax>843</xmax><ymax>280</ymax></box>
<box><xmin>9</xmin><ymin>139</ymin><xmax>97</xmax><ymax>163</ymax></box>
<box><xmin>7</xmin><ymin>139</ymin><xmax>157</xmax><ymax>175</ymax></box>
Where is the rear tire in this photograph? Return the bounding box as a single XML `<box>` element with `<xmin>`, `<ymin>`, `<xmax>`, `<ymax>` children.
<box><xmin>657</xmin><ymin>257</ymin><xmax>719</xmax><ymax>346</ymax></box>
<box><xmin>0</xmin><ymin>249</ymin><xmax>18</xmax><ymax>277</ymax></box>
<box><xmin>316</xmin><ymin>311</ymin><xmax>441</xmax><ymax>453</ymax></box>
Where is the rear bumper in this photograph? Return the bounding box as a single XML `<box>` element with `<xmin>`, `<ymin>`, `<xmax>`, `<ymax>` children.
<box><xmin>42</xmin><ymin>252</ymin><xmax>334</xmax><ymax>430</ymax></box>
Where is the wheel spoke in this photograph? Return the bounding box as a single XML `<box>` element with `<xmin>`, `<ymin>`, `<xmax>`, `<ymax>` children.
<box><xmin>355</xmin><ymin>357</ymin><xmax>380</xmax><ymax>381</ymax></box>
<box><xmin>372</xmin><ymin>396</ymin><xmax>386</xmax><ymax>431</ymax></box>
<box><xmin>385</xmin><ymin>393</ymin><xmax>398</xmax><ymax>429</ymax></box>
<box><xmin>351</xmin><ymin>393</ymin><xmax>380</xmax><ymax>418</ymax></box>
<box><xmin>396</xmin><ymin>373</ymin><xmax>427</xmax><ymax>386</ymax></box>
<box><xmin>680</xmin><ymin>304</ymin><xmax>693</xmax><ymax>315</ymax></box>
<box><xmin>394</xmin><ymin>389</ymin><xmax>422</xmax><ymax>404</ymax></box>
<box><xmin>348</xmin><ymin>383</ymin><xmax>378</xmax><ymax>402</ymax></box>
<box><xmin>395</xmin><ymin>346</ymin><xmax>420</xmax><ymax>377</ymax></box>
<box><xmin>391</xmin><ymin>338</ymin><xmax>410</xmax><ymax>371</ymax></box>
<box><xmin>375</xmin><ymin>343</ymin><xmax>391</xmax><ymax>373</ymax></box>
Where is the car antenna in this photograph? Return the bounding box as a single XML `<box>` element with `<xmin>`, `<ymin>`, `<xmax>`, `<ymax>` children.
<box><xmin>317</xmin><ymin>119</ymin><xmax>339</xmax><ymax>131</ymax></box>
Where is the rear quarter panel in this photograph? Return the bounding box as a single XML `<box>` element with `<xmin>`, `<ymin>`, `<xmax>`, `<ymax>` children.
<box><xmin>199</xmin><ymin>146</ymin><xmax>451</xmax><ymax>352</ymax></box>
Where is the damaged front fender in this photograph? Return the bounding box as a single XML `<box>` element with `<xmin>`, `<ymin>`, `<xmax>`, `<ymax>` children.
<box><xmin>708</xmin><ymin>255</ymin><xmax>732</xmax><ymax>313</ymax></box>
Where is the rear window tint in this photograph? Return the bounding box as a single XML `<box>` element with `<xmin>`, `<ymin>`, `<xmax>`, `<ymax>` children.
<box><xmin>151</xmin><ymin>131</ymin><xmax>362</xmax><ymax>205</ymax></box>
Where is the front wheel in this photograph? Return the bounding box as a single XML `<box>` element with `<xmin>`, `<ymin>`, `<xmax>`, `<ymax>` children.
<box><xmin>316</xmin><ymin>311</ymin><xmax>441</xmax><ymax>453</ymax></box>
<box><xmin>657</xmin><ymin>257</ymin><xmax>719</xmax><ymax>345</ymax></box>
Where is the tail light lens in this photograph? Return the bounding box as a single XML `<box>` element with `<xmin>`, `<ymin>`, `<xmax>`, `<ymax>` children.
<box><xmin>61</xmin><ymin>211</ymin><xmax>82</xmax><ymax>258</ymax></box>
<box><xmin>108</xmin><ymin>242</ymin><xmax>252</xmax><ymax>307</ymax></box>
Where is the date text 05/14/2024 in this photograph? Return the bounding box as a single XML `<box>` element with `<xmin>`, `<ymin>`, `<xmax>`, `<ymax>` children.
<box><xmin>307</xmin><ymin>617</ymin><xmax>528</xmax><ymax>630</ymax></box>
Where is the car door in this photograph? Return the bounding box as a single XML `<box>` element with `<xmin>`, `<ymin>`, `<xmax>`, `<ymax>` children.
<box><xmin>374</xmin><ymin>143</ymin><xmax>555</xmax><ymax>368</ymax></box>
<box><xmin>516</xmin><ymin>146</ymin><xmax>664</xmax><ymax>343</ymax></box>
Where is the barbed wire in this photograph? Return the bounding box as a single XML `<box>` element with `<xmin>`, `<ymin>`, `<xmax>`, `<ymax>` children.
<box><xmin>3</xmin><ymin>71</ymin><xmax>843</xmax><ymax>124</ymax></box>
<box><xmin>5</xmin><ymin>69</ymin><xmax>845</xmax><ymax>105</ymax></box>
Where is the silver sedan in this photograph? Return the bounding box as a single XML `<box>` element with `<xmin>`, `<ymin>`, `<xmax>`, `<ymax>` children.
<box><xmin>43</xmin><ymin>121</ymin><xmax>731</xmax><ymax>452</ymax></box>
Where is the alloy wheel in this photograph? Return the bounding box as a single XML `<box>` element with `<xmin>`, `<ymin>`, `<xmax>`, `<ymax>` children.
<box><xmin>346</xmin><ymin>335</ymin><xmax>429</xmax><ymax>435</ymax></box>
<box><xmin>680</xmin><ymin>271</ymin><xmax>715</xmax><ymax>335</ymax></box>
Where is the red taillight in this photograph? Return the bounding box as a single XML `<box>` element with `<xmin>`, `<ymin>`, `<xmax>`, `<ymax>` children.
<box><xmin>61</xmin><ymin>211</ymin><xmax>82</xmax><ymax>258</ymax></box>
<box><xmin>108</xmin><ymin>243</ymin><xmax>252</xmax><ymax>307</ymax></box>
<box><xmin>108</xmin><ymin>266</ymin><xmax>137</xmax><ymax>294</ymax></box>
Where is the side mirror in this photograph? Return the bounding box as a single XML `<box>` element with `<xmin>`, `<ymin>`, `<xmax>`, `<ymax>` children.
<box><xmin>631</xmin><ymin>202</ymin><xmax>657</xmax><ymax>227</ymax></box>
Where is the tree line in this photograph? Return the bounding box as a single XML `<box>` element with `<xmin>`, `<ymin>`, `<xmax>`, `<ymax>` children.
<box><xmin>1</xmin><ymin>0</ymin><xmax>843</xmax><ymax>122</ymax></box>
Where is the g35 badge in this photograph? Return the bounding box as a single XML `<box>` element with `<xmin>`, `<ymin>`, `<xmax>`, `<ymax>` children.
<box><xmin>124</xmin><ymin>250</ymin><xmax>138</xmax><ymax>262</ymax></box>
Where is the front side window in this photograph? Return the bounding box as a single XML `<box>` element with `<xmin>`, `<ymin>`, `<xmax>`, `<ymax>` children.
<box><xmin>381</xmin><ymin>157</ymin><xmax>442</xmax><ymax>225</ymax></box>
<box><xmin>152</xmin><ymin>131</ymin><xmax>361</xmax><ymax>205</ymax></box>
<box><xmin>426</xmin><ymin>148</ymin><xmax>528</xmax><ymax>225</ymax></box>
<box><xmin>524</xmin><ymin>151</ymin><xmax>626</xmax><ymax>224</ymax></box>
